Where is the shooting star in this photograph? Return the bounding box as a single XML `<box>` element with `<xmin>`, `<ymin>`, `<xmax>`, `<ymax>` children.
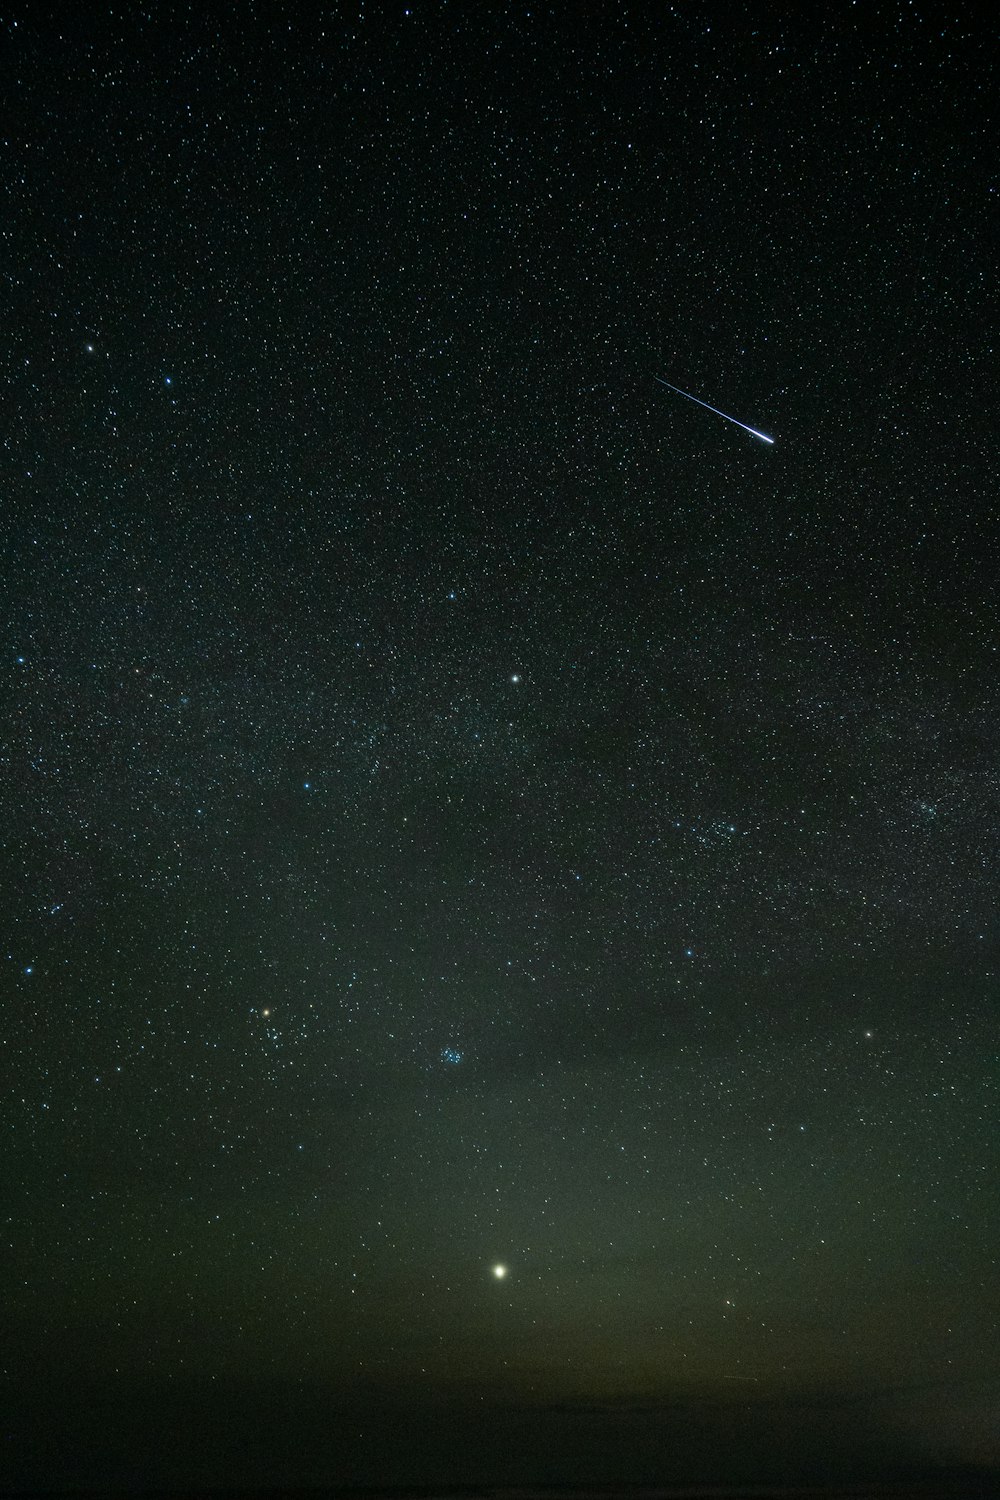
<box><xmin>654</xmin><ymin>376</ymin><xmax>774</xmax><ymax>445</ymax></box>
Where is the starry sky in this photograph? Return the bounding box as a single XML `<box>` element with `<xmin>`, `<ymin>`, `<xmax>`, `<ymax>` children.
<box><xmin>3</xmin><ymin>4</ymin><xmax>998</xmax><ymax>1492</ymax></box>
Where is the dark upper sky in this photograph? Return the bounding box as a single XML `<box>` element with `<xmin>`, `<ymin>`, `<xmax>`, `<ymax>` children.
<box><xmin>3</xmin><ymin>3</ymin><xmax>998</xmax><ymax>1491</ymax></box>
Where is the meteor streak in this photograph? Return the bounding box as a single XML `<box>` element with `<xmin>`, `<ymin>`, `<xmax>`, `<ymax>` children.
<box><xmin>654</xmin><ymin>375</ymin><xmax>774</xmax><ymax>444</ymax></box>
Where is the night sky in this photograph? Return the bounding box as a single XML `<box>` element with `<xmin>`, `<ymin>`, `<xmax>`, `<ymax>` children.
<box><xmin>3</xmin><ymin>5</ymin><xmax>999</xmax><ymax>1492</ymax></box>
